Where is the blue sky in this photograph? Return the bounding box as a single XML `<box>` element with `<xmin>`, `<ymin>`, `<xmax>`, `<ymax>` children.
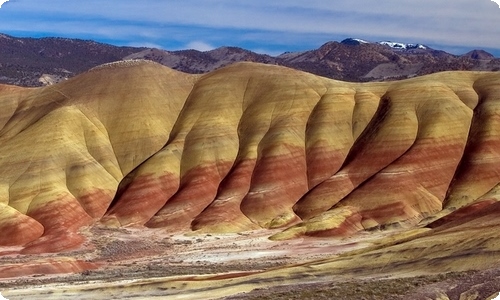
<box><xmin>0</xmin><ymin>0</ymin><xmax>499</xmax><ymax>56</ymax></box>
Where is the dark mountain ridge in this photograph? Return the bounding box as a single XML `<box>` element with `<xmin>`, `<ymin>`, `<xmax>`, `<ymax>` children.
<box><xmin>0</xmin><ymin>33</ymin><xmax>498</xmax><ymax>86</ymax></box>
<box><xmin>0</xmin><ymin>33</ymin><xmax>144</xmax><ymax>86</ymax></box>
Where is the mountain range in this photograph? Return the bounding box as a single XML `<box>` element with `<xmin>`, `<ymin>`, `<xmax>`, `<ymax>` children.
<box><xmin>0</xmin><ymin>33</ymin><xmax>499</xmax><ymax>86</ymax></box>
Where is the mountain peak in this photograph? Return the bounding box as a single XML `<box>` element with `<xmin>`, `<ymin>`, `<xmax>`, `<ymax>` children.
<box><xmin>341</xmin><ymin>38</ymin><xmax>429</xmax><ymax>50</ymax></box>
<box><xmin>378</xmin><ymin>41</ymin><xmax>427</xmax><ymax>50</ymax></box>
<box><xmin>462</xmin><ymin>49</ymin><xmax>495</xmax><ymax>60</ymax></box>
<box><xmin>0</xmin><ymin>33</ymin><xmax>498</xmax><ymax>87</ymax></box>
<box><xmin>340</xmin><ymin>38</ymin><xmax>370</xmax><ymax>45</ymax></box>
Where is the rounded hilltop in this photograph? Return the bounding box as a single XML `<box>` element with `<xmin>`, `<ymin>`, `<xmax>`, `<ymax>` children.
<box><xmin>0</xmin><ymin>63</ymin><xmax>500</xmax><ymax>299</ymax></box>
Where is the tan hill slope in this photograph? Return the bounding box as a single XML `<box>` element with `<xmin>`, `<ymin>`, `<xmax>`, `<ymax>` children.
<box><xmin>0</xmin><ymin>60</ymin><xmax>195</xmax><ymax>253</ymax></box>
<box><xmin>0</xmin><ymin>60</ymin><xmax>499</xmax><ymax>258</ymax></box>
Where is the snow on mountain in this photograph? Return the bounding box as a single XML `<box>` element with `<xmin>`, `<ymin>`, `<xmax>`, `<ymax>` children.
<box><xmin>378</xmin><ymin>41</ymin><xmax>427</xmax><ymax>50</ymax></box>
<box><xmin>340</xmin><ymin>38</ymin><xmax>371</xmax><ymax>46</ymax></box>
<box><xmin>352</xmin><ymin>38</ymin><xmax>369</xmax><ymax>44</ymax></box>
<box><xmin>342</xmin><ymin>38</ymin><xmax>428</xmax><ymax>50</ymax></box>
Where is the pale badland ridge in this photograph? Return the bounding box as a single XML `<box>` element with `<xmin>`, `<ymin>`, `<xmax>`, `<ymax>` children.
<box><xmin>0</xmin><ymin>59</ymin><xmax>500</xmax><ymax>298</ymax></box>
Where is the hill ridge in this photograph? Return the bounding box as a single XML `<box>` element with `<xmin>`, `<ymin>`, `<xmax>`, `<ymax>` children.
<box><xmin>0</xmin><ymin>62</ymin><xmax>499</xmax><ymax>256</ymax></box>
<box><xmin>1</xmin><ymin>33</ymin><xmax>499</xmax><ymax>86</ymax></box>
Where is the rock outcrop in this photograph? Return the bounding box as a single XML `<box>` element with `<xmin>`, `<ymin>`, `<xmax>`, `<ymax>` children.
<box><xmin>0</xmin><ymin>60</ymin><xmax>499</xmax><ymax>254</ymax></box>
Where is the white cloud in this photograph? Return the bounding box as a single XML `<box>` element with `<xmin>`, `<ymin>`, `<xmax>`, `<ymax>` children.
<box><xmin>251</xmin><ymin>48</ymin><xmax>285</xmax><ymax>56</ymax></box>
<box><xmin>185</xmin><ymin>41</ymin><xmax>215</xmax><ymax>52</ymax></box>
<box><xmin>0</xmin><ymin>0</ymin><xmax>8</xmax><ymax>8</ymax></box>
<box><xmin>0</xmin><ymin>0</ymin><xmax>499</xmax><ymax>53</ymax></box>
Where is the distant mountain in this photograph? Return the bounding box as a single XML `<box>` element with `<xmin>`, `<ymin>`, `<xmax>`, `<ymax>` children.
<box><xmin>0</xmin><ymin>33</ymin><xmax>499</xmax><ymax>86</ymax></box>
<box><xmin>462</xmin><ymin>49</ymin><xmax>495</xmax><ymax>60</ymax></box>
<box><xmin>123</xmin><ymin>46</ymin><xmax>278</xmax><ymax>74</ymax></box>
<box><xmin>339</xmin><ymin>38</ymin><xmax>370</xmax><ymax>45</ymax></box>
<box><xmin>341</xmin><ymin>38</ymin><xmax>427</xmax><ymax>50</ymax></box>
<box><xmin>0</xmin><ymin>33</ymin><xmax>142</xmax><ymax>86</ymax></box>
<box><xmin>378</xmin><ymin>41</ymin><xmax>427</xmax><ymax>50</ymax></box>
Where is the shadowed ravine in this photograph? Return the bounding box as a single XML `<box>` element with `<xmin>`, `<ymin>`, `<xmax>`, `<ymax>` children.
<box><xmin>1</xmin><ymin>60</ymin><xmax>500</xmax><ymax>299</ymax></box>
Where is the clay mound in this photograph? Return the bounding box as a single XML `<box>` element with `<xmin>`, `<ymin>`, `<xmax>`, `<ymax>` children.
<box><xmin>0</xmin><ymin>60</ymin><xmax>195</xmax><ymax>253</ymax></box>
<box><xmin>1</xmin><ymin>60</ymin><xmax>500</xmax><ymax>253</ymax></box>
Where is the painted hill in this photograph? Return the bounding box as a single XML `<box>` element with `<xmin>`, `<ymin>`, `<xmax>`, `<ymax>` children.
<box><xmin>0</xmin><ymin>60</ymin><xmax>196</xmax><ymax>252</ymax></box>
<box><xmin>0</xmin><ymin>60</ymin><xmax>499</xmax><ymax>257</ymax></box>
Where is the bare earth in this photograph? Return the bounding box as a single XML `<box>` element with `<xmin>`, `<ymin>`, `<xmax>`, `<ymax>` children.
<box><xmin>1</xmin><ymin>226</ymin><xmax>500</xmax><ymax>299</ymax></box>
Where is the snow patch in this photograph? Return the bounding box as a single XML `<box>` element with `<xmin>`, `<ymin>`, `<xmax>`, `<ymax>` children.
<box><xmin>0</xmin><ymin>292</ymin><xmax>8</xmax><ymax>300</ymax></box>
<box><xmin>353</xmin><ymin>38</ymin><xmax>369</xmax><ymax>44</ymax></box>
<box><xmin>493</xmin><ymin>292</ymin><xmax>500</xmax><ymax>300</ymax></box>
<box><xmin>379</xmin><ymin>41</ymin><xmax>427</xmax><ymax>50</ymax></box>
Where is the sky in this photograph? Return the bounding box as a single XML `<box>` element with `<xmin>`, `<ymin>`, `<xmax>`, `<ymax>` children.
<box><xmin>0</xmin><ymin>0</ymin><xmax>499</xmax><ymax>57</ymax></box>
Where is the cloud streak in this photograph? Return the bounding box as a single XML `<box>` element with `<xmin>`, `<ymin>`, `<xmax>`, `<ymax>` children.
<box><xmin>185</xmin><ymin>41</ymin><xmax>215</xmax><ymax>51</ymax></box>
<box><xmin>0</xmin><ymin>0</ymin><xmax>499</xmax><ymax>55</ymax></box>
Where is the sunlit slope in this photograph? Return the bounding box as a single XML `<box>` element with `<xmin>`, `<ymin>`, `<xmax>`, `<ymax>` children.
<box><xmin>0</xmin><ymin>61</ymin><xmax>195</xmax><ymax>252</ymax></box>
<box><xmin>6</xmin><ymin>202</ymin><xmax>500</xmax><ymax>299</ymax></box>
<box><xmin>1</xmin><ymin>60</ymin><xmax>499</xmax><ymax>253</ymax></box>
<box><xmin>227</xmin><ymin>201</ymin><xmax>500</xmax><ymax>299</ymax></box>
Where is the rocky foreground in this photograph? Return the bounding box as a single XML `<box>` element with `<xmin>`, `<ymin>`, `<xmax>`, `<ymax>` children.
<box><xmin>0</xmin><ymin>60</ymin><xmax>500</xmax><ymax>298</ymax></box>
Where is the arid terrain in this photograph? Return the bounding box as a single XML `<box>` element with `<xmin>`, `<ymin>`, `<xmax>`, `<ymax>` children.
<box><xmin>1</xmin><ymin>33</ymin><xmax>499</xmax><ymax>86</ymax></box>
<box><xmin>2</xmin><ymin>224</ymin><xmax>500</xmax><ymax>299</ymax></box>
<box><xmin>0</xmin><ymin>60</ymin><xmax>500</xmax><ymax>299</ymax></box>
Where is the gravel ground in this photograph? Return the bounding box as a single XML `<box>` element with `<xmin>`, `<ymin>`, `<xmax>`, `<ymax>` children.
<box><xmin>2</xmin><ymin>225</ymin><xmax>500</xmax><ymax>299</ymax></box>
<box><xmin>223</xmin><ymin>269</ymin><xmax>500</xmax><ymax>300</ymax></box>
